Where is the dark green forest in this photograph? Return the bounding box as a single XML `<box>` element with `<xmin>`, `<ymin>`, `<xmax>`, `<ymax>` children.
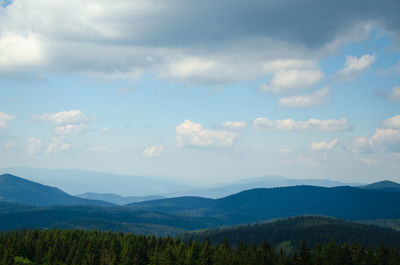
<box><xmin>182</xmin><ymin>216</ymin><xmax>400</xmax><ymax>249</ymax></box>
<box><xmin>1</xmin><ymin>229</ymin><xmax>400</xmax><ymax>265</ymax></box>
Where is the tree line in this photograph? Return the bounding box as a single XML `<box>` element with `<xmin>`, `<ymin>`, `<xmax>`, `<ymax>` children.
<box><xmin>0</xmin><ymin>229</ymin><xmax>400</xmax><ymax>265</ymax></box>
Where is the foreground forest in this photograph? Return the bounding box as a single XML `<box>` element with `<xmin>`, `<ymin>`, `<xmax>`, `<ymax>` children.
<box><xmin>1</xmin><ymin>229</ymin><xmax>400</xmax><ymax>265</ymax></box>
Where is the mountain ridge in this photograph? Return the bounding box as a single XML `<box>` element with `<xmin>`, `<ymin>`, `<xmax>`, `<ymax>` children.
<box><xmin>0</xmin><ymin>174</ymin><xmax>113</xmax><ymax>207</ymax></box>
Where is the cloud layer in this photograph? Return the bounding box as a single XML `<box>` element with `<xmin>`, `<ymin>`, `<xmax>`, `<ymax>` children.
<box><xmin>253</xmin><ymin>117</ymin><xmax>352</xmax><ymax>132</ymax></box>
<box><xmin>1</xmin><ymin>0</ymin><xmax>399</xmax><ymax>84</ymax></box>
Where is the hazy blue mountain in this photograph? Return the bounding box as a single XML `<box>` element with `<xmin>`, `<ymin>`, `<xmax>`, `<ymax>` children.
<box><xmin>360</xmin><ymin>180</ymin><xmax>400</xmax><ymax>192</ymax></box>
<box><xmin>165</xmin><ymin>175</ymin><xmax>363</xmax><ymax>198</ymax></box>
<box><xmin>0</xmin><ymin>167</ymin><xmax>193</xmax><ymax>196</ymax></box>
<box><xmin>0</xmin><ymin>167</ymin><xmax>363</xmax><ymax>198</ymax></box>
<box><xmin>77</xmin><ymin>192</ymin><xmax>165</xmax><ymax>205</ymax></box>
<box><xmin>182</xmin><ymin>215</ymin><xmax>400</xmax><ymax>249</ymax></box>
<box><xmin>0</xmin><ymin>174</ymin><xmax>113</xmax><ymax>207</ymax></box>
<box><xmin>129</xmin><ymin>185</ymin><xmax>400</xmax><ymax>224</ymax></box>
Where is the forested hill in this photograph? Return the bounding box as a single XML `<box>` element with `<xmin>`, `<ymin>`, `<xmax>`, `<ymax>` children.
<box><xmin>1</xmin><ymin>228</ymin><xmax>400</xmax><ymax>265</ymax></box>
<box><xmin>129</xmin><ymin>185</ymin><xmax>400</xmax><ymax>223</ymax></box>
<box><xmin>0</xmin><ymin>174</ymin><xmax>113</xmax><ymax>207</ymax></box>
<box><xmin>360</xmin><ymin>180</ymin><xmax>400</xmax><ymax>192</ymax></box>
<box><xmin>181</xmin><ymin>215</ymin><xmax>400</xmax><ymax>249</ymax></box>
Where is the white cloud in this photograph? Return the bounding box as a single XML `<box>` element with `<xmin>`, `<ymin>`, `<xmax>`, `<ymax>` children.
<box><xmin>88</xmin><ymin>146</ymin><xmax>108</xmax><ymax>152</ymax></box>
<box><xmin>260</xmin><ymin>69</ymin><xmax>323</xmax><ymax>93</ymax></box>
<box><xmin>0</xmin><ymin>32</ymin><xmax>43</xmax><ymax>69</ymax></box>
<box><xmin>101</xmin><ymin>128</ymin><xmax>116</xmax><ymax>134</ymax></box>
<box><xmin>46</xmin><ymin>136</ymin><xmax>71</xmax><ymax>154</ymax></box>
<box><xmin>381</xmin><ymin>115</ymin><xmax>400</xmax><ymax>129</ymax></box>
<box><xmin>349</xmin><ymin>136</ymin><xmax>373</xmax><ymax>154</ymax></box>
<box><xmin>142</xmin><ymin>145</ymin><xmax>164</xmax><ymax>157</ymax></box>
<box><xmin>54</xmin><ymin>123</ymin><xmax>87</xmax><ymax>135</ymax></box>
<box><xmin>311</xmin><ymin>139</ymin><xmax>338</xmax><ymax>152</ymax></box>
<box><xmin>176</xmin><ymin>120</ymin><xmax>237</xmax><ymax>148</ymax></box>
<box><xmin>26</xmin><ymin>137</ymin><xmax>42</xmax><ymax>155</ymax></box>
<box><xmin>219</xmin><ymin>121</ymin><xmax>248</xmax><ymax>131</ymax></box>
<box><xmin>371</xmin><ymin>128</ymin><xmax>400</xmax><ymax>152</ymax></box>
<box><xmin>279</xmin><ymin>86</ymin><xmax>331</xmax><ymax>107</ymax></box>
<box><xmin>31</xmin><ymin>110</ymin><xmax>88</xmax><ymax>125</ymax></box>
<box><xmin>253</xmin><ymin>117</ymin><xmax>352</xmax><ymax>132</ymax></box>
<box><xmin>280</xmin><ymin>148</ymin><xmax>292</xmax><ymax>154</ymax></box>
<box><xmin>0</xmin><ymin>112</ymin><xmax>15</xmax><ymax>129</ymax></box>
<box><xmin>336</xmin><ymin>54</ymin><xmax>376</xmax><ymax>80</ymax></box>
<box><xmin>386</xmin><ymin>86</ymin><xmax>400</xmax><ymax>102</ymax></box>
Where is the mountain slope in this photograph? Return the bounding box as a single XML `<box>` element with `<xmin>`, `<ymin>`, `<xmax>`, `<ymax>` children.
<box><xmin>129</xmin><ymin>186</ymin><xmax>400</xmax><ymax>224</ymax></box>
<box><xmin>0</xmin><ymin>174</ymin><xmax>113</xmax><ymax>206</ymax></box>
<box><xmin>360</xmin><ymin>180</ymin><xmax>400</xmax><ymax>192</ymax></box>
<box><xmin>0</xmin><ymin>167</ymin><xmax>193</xmax><ymax>196</ymax></box>
<box><xmin>181</xmin><ymin>215</ymin><xmax>400</xmax><ymax>249</ymax></box>
<box><xmin>76</xmin><ymin>193</ymin><xmax>165</xmax><ymax>205</ymax></box>
<box><xmin>0</xmin><ymin>201</ymin><xmax>221</xmax><ymax>236</ymax></box>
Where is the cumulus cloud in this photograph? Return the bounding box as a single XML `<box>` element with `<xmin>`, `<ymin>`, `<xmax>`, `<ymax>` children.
<box><xmin>46</xmin><ymin>136</ymin><xmax>71</xmax><ymax>154</ymax></box>
<box><xmin>260</xmin><ymin>69</ymin><xmax>323</xmax><ymax>93</ymax></box>
<box><xmin>253</xmin><ymin>117</ymin><xmax>352</xmax><ymax>132</ymax></box>
<box><xmin>371</xmin><ymin>128</ymin><xmax>400</xmax><ymax>152</ymax></box>
<box><xmin>279</xmin><ymin>86</ymin><xmax>331</xmax><ymax>107</ymax></box>
<box><xmin>349</xmin><ymin>136</ymin><xmax>373</xmax><ymax>154</ymax></box>
<box><xmin>0</xmin><ymin>112</ymin><xmax>15</xmax><ymax>129</ymax></box>
<box><xmin>385</xmin><ymin>86</ymin><xmax>400</xmax><ymax>102</ymax></box>
<box><xmin>336</xmin><ymin>54</ymin><xmax>376</xmax><ymax>81</ymax></box>
<box><xmin>0</xmin><ymin>32</ymin><xmax>43</xmax><ymax>69</ymax></box>
<box><xmin>176</xmin><ymin>120</ymin><xmax>237</xmax><ymax>148</ymax></box>
<box><xmin>26</xmin><ymin>137</ymin><xmax>42</xmax><ymax>155</ymax></box>
<box><xmin>1</xmin><ymin>0</ymin><xmax>398</xmax><ymax>84</ymax></box>
<box><xmin>54</xmin><ymin>123</ymin><xmax>87</xmax><ymax>135</ymax></box>
<box><xmin>31</xmin><ymin>110</ymin><xmax>88</xmax><ymax>125</ymax></box>
<box><xmin>311</xmin><ymin>139</ymin><xmax>338</xmax><ymax>152</ymax></box>
<box><xmin>219</xmin><ymin>121</ymin><xmax>248</xmax><ymax>131</ymax></box>
<box><xmin>381</xmin><ymin>115</ymin><xmax>400</xmax><ymax>129</ymax></box>
<box><xmin>142</xmin><ymin>145</ymin><xmax>164</xmax><ymax>157</ymax></box>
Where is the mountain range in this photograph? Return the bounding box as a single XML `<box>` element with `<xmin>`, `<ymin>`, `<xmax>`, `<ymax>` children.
<box><xmin>1</xmin><ymin>167</ymin><xmax>363</xmax><ymax>198</ymax></box>
<box><xmin>1</xmin><ymin>173</ymin><xmax>400</xmax><ymax>235</ymax></box>
<box><xmin>0</xmin><ymin>174</ymin><xmax>112</xmax><ymax>207</ymax></box>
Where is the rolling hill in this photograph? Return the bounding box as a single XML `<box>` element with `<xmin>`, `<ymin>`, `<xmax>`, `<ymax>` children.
<box><xmin>360</xmin><ymin>180</ymin><xmax>400</xmax><ymax>192</ymax></box>
<box><xmin>0</xmin><ymin>201</ymin><xmax>221</xmax><ymax>236</ymax></box>
<box><xmin>181</xmin><ymin>215</ymin><xmax>400</xmax><ymax>249</ymax></box>
<box><xmin>0</xmin><ymin>174</ymin><xmax>113</xmax><ymax>207</ymax></box>
<box><xmin>76</xmin><ymin>193</ymin><xmax>165</xmax><ymax>205</ymax></box>
<box><xmin>129</xmin><ymin>185</ymin><xmax>400</xmax><ymax>224</ymax></box>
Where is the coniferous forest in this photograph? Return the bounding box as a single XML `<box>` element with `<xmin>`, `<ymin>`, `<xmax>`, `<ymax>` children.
<box><xmin>1</xmin><ymin>229</ymin><xmax>400</xmax><ymax>265</ymax></box>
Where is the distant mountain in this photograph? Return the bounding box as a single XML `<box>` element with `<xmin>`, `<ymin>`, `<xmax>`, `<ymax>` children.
<box><xmin>182</xmin><ymin>215</ymin><xmax>400</xmax><ymax>249</ymax></box>
<box><xmin>360</xmin><ymin>180</ymin><xmax>400</xmax><ymax>192</ymax></box>
<box><xmin>0</xmin><ymin>167</ymin><xmax>193</xmax><ymax>196</ymax></box>
<box><xmin>76</xmin><ymin>193</ymin><xmax>165</xmax><ymax>205</ymax></box>
<box><xmin>165</xmin><ymin>175</ymin><xmax>363</xmax><ymax>198</ymax></box>
<box><xmin>0</xmin><ymin>167</ymin><xmax>363</xmax><ymax>198</ymax></box>
<box><xmin>129</xmin><ymin>186</ymin><xmax>400</xmax><ymax>224</ymax></box>
<box><xmin>0</xmin><ymin>174</ymin><xmax>113</xmax><ymax>207</ymax></box>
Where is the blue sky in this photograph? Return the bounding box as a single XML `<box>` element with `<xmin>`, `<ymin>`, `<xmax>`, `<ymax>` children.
<box><xmin>1</xmin><ymin>0</ymin><xmax>400</xmax><ymax>184</ymax></box>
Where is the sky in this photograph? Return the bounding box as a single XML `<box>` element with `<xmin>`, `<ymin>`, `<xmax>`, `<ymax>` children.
<box><xmin>0</xmin><ymin>0</ymin><xmax>400</xmax><ymax>185</ymax></box>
